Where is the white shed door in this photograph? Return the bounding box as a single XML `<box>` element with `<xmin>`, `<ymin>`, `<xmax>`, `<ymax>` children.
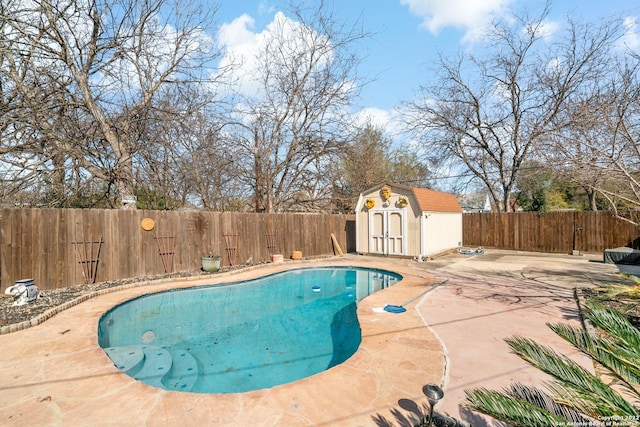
<box><xmin>371</xmin><ymin>212</ymin><xmax>385</xmax><ymax>253</ymax></box>
<box><xmin>369</xmin><ymin>210</ymin><xmax>406</xmax><ymax>256</ymax></box>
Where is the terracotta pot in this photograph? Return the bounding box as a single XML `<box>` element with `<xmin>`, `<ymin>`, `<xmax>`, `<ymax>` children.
<box><xmin>291</xmin><ymin>250</ymin><xmax>302</xmax><ymax>260</ymax></box>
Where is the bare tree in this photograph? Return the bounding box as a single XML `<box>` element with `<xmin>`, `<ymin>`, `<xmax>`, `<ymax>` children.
<box><xmin>545</xmin><ymin>56</ymin><xmax>640</xmax><ymax>218</ymax></box>
<box><xmin>141</xmin><ymin>103</ymin><xmax>247</xmax><ymax>211</ymax></box>
<box><xmin>224</xmin><ymin>2</ymin><xmax>368</xmax><ymax>213</ymax></box>
<box><xmin>0</xmin><ymin>0</ymin><xmax>221</xmax><ymax>207</ymax></box>
<box><xmin>331</xmin><ymin>123</ymin><xmax>431</xmax><ymax>212</ymax></box>
<box><xmin>404</xmin><ymin>5</ymin><xmax>623</xmax><ymax>212</ymax></box>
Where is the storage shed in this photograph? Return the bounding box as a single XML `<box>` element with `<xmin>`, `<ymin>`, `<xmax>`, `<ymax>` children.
<box><xmin>355</xmin><ymin>183</ymin><xmax>463</xmax><ymax>259</ymax></box>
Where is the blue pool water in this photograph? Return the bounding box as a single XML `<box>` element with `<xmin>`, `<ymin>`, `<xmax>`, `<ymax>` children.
<box><xmin>98</xmin><ymin>267</ymin><xmax>401</xmax><ymax>393</ymax></box>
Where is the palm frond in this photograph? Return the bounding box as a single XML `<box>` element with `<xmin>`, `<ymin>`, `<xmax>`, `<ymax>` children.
<box><xmin>549</xmin><ymin>322</ymin><xmax>640</xmax><ymax>394</ymax></box>
<box><xmin>507</xmin><ymin>336</ymin><xmax>605</xmax><ymax>391</ymax></box>
<box><xmin>546</xmin><ymin>380</ymin><xmax>639</xmax><ymax>418</ymax></box>
<box><xmin>506</xmin><ymin>383</ymin><xmax>593</xmax><ymax>424</ymax></box>
<box><xmin>584</xmin><ymin>300</ymin><xmax>640</xmax><ymax>349</ymax></box>
<box><xmin>505</xmin><ymin>336</ymin><xmax>638</xmax><ymax>414</ymax></box>
<box><xmin>465</xmin><ymin>387</ymin><xmax>567</xmax><ymax>427</ymax></box>
<box><xmin>466</xmin><ymin>300</ymin><xmax>640</xmax><ymax>425</ymax></box>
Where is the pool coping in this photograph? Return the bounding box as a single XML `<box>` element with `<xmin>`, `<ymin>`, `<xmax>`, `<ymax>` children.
<box><xmin>1</xmin><ymin>262</ymin><xmax>308</xmax><ymax>335</ymax></box>
<box><xmin>0</xmin><ymin>255</ymin><xmax>446</xmax><ymax>426</ymax></box>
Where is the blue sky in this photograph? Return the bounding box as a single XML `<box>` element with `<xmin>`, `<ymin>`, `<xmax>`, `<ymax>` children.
<box><xmin>214</xmin><ymin>0</ymin><xmax>640</xmax><ymax>134</ymax></box>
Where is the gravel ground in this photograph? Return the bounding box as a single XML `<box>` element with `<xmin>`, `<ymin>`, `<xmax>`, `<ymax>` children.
<box><xmin>0</xmin><ymin>266</ymin><xmax>251</xmax><ymax>329</ymax></box>
<box><xmin>1</xmin><ymin>257</ymin><xmax>332</xmax><ymax>330</ymax></box>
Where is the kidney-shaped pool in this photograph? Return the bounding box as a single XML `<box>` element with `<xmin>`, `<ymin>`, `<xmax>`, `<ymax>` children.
<box><xmin>98</xmin><ymin>266</ymin><xmax>401</xmax><ymax>393</ymax></box>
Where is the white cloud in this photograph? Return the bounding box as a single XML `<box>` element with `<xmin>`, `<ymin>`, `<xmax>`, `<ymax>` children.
<box><xmin>258</xmin><ymin>1</ymin><xmax>276</xmax><ymax>15</ymax></box>
<box><xmin>619</xmin><ymin>16</ymin><xmax>640</xmax><ymax>50</ymax></box>
<box><xmin>400</xmin><ymin>0</ymin><xmax>514</xmax><ymax>41</ymax></box>
<box><xmin>216</xmin><ymin>11</ymin><xmax>333</xmax><ymax>99</ymax></box>
<box><xmin>533</xmin><ymin>19</ymin><xmax>560</xmax><ymax>40</ymax></box>
<box><xmin>216</xmin><ymin>13</ymin><xmax>263</xmax><ymax>95</ymax></box>
<box><xmin>354</xmin><ymin>107</ymin><xmax>406</xmax><ymax>142</ymax></box>
<box><xmin>218</xmin><ymin>13</ymin><xmax>257</xmax><ymax>48</ymax></box>
<box><xmin>97</xmin><ymin>17</ymin><xmax>212</xmax><ymax>97</ymax></box>
<box><xmin>354</xmin><ymin>108</ymin><xmax>392</xmax><ymax>128</ymax></box>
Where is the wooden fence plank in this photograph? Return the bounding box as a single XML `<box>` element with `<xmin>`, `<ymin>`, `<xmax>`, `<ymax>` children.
<box><xmin>10</xmin><ymin>210</ymin><xmax>22</xmax><ymax>283</ymax></box>
<box><xmin>6</xmin><ymin>208</ymin><xmax>637</xmax><ymax>293</ymax></box>
<box><xmin>463</xmin><ymin>211</ymin><xmax>639</xmax><ymax>254</ymax></box>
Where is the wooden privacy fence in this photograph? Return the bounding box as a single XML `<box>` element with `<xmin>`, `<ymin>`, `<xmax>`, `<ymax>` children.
<box><xmin>0</xmin><ymin>209</ymin><xmax>355</xmax><ymax>292</ymax></box>
<box><xmin>463</xmin><ymin>211</ymin><xmax>640</xmax><ymax>254</ymax></box>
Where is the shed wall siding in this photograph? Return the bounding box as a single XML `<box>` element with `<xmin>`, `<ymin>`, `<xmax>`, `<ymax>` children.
<box><xmin>422</xmin><ymin>212</ymin><xmax>463</xmax><ymax>256</ymax></box>
<box><xmin>356</xmin><ymin>207</ymin><xmax>368</xmax><ymax>253</ymax></box>
<box><xmin>406</xmin><ymin>208</ymin><xmax>421</xmax><ymax>256</ymax></box>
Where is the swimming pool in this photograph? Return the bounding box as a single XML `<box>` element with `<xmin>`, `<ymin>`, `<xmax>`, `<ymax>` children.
<box><xmin>98</xmin><ymin>266</ymin><xmax>401</xmax><ymax>393</ymax></box>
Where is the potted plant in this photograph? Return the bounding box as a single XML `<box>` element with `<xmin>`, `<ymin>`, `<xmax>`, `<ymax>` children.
<box><xmin>201</xmin><ymin>253</ymin><xmax>222</xmax><ymax>272</ymax></box>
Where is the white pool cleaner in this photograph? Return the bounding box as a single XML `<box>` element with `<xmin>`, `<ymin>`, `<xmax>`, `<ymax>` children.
<box><xmin>5</xmin><ymin>278</ymin><xmax>40</xmax><ymax>306</ymax></box>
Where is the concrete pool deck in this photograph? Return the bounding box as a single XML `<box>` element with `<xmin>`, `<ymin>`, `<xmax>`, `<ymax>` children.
<box><xmin>0</xmin><ymin>251</ymin><xmax>632</xmax><ymax>426</ymax></box>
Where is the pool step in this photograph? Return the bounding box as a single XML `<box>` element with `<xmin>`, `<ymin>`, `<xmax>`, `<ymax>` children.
<box><xmin>104</xmin><ymin>345</ymin><xmax>199</xmax><ymax>391</ymax></box>
<box><xmin>104</xmin><ymin>346</ymin><xmax>145</xmax><ymax>375</ymax></box>
<box><xmin>162</xmin><ymin>347</ymin><xmax>199</xmax><ymax>392</ymax></box>
<box><xmin>132</xmin><ymin>346</ymin><xmax>173</xmax><ymax>388</ymax></box>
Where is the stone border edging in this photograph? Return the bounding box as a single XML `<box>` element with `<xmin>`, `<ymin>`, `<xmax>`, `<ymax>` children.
<box><xmin>0</xmin><ymin>258</ymin><xmax>324</xmax><ymax>335</ymax></box>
